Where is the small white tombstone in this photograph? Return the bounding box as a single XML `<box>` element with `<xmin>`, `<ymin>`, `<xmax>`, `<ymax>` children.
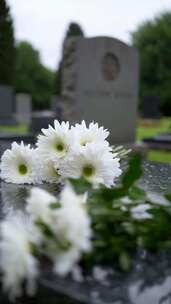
<box><xmin>15</xmin><ymin>93</ymin><xmax>32</xmax><ymax>124</ymax></box>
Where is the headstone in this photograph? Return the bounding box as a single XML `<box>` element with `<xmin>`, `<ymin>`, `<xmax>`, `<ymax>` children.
<box><xmin>0</xmin><ymin>85</ymin><xmax>16</xmax><ymax>125</ymax></box>
<box><xmin>51</xmin><ymin>95</ymin><xmax>63</xmax><ymax>121</ymax></box>
<box><xmin>30</xmin><ymin>111</ymin><xmax>56</xmax><ymax>134</ymax></box>
<box><xmin>51</xmin><ymin>95</ymin><xmax>58</xmax><ymax>112</ymax></box>
<box><xmin>62</xmin><ymin>37</ymin><xmax>139</xmax><ymax>144</ymax></box>
<box><xmin>142</xmin><ymin>95</ymin><xmax>160</xmax><ymax>119</ymax></box>
<box><xmin>15</xmin><ymin>93</ymin><xmax>32</xmax><ymax>124</ymax></box>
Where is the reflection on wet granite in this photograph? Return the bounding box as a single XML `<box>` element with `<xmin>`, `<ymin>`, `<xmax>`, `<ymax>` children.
<box><xmin>0</xmin><ymin>160</ymin><xmax>171</xmax><ymax>304</ymax></box>
<box><xmin>39</xmin><ymin>250</ymin><xmax>171</xmax><ymax>304</ymax></box>
<box><xmin>0</xmin><ymin>182</ymin><xmax>31</xmax><ymax>218</ymax></box>
<box><xmin>0</xmin><ymin>181</ymin><xmax>61</xmax><ymax>219</ymax></box>
<box><xmin>140</xmin><ymin>161</ymin><xmax>171</xmax><ymax>193</ymax></box>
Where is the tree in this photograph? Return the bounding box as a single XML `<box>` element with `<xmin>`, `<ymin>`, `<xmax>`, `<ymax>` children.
<box><xmin>65</xmin><ymin>22</ymin><xmax>84</xmax><ymax>38</ymax></box>
<box><xmin>54</xmin><ymin>22</ymin><xmax>85</xmax><ymax>96</ymax></box>
<box><xmin>15</xmin><ymin>41</ymin><xmax>55</xmax><ymax>110</ymax></box>
<box><xmin>0</xmin><ymin>0</ymin><xmax>15</xmax><ymax>86</ymax></box>
<box><xmin>132</xmin><ymin>12</ymin><xmax>171</xmax><ymax>115</ymax></box>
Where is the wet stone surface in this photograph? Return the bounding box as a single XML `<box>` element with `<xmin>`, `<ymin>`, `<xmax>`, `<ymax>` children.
<box><xmin>140</xmin><ymin>160</ymin><xmax>171</xmax><ymax>193</ymax></box>
<box><xmin>0</xmin><ymin>144</ymin><xmax>171</xmax><ymax>303</ymax></box>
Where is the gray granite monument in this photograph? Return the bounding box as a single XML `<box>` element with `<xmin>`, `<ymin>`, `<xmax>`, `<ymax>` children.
<box><xmin>15</xmin><ymin>93</ymin><xmax>32</xmax><ymax>124</ymax></box>
<box><xmin>0</xmin><ymin>85</ymin><xmax>16</xmax><ymax>125</ymax></box>
<box><xmin>51</xmin><ymin>95</ymin><xmax>62</xmax><ymax>121</ymax></box>
<box><xmin>51</xmin><ymin>95</ymin><xmax>59</xmax><ymax>112</ymax></box>
<box><xmin>62</xmin><ymin>37</ymin><xmax>139</xmax><ymax>144</ymax></box>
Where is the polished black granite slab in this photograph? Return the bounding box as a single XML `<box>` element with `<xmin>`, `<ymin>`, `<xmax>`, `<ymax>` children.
<box><xmin>143</xmin><ymin>132</ymin><xmax>171</xmax><ymax>151</ymax></box>
<box><xmin>0</xmin><ymin>153</ymin><xmax>171</xmax><ymax>303</ymax></box>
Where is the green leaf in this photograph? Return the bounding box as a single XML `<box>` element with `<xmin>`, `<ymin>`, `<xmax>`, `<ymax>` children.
<box><xmin>119</xmin><ymin>252</ymin><xmax>131</xmax><ymax>272</ymax></box>
<box><xmin>94</xmin><ymin>186</ymin><xmax>127</xmax><ymax>201</ymax></box>
<box><xmin>122</xmin><ymin>222</ymin><xmax>135</xmax><ymax>235</ymax></box>
<box><xmin>49</xmin><ymin>201</ymin><xmax>61</xmax><ymax>209</ymax></box>
<box><xmin>128</xmin><ymin>186</ymin><xmax>146</xmax><ymax>201</ymax></box>
<box><xmin>35</xmin><ymin>219</ymin><xmax>71</xmax><ymax>251</ymax></box>
<box><xmin>30</xmin><ymin>242</ymin><xmax>40</xmax><ymax>257</ymax></box>
<box><xmin>69</xmin><ymin>178</ymin><xmax>92</xmax><ymax>194</ymax></box>
<box><xmin>165</xmin><ymin>193</ymin><xmax>171</xmax><ymax>202</ymax></box>
<box><xmin>122</xmin><ymin>152</ymin><xmax>143</xmax><ymax>189</ymax></box>
<box><xmin>35</xmin><ymin>219</ymin><xmax>54</xmax><ymax>238</ymax></box>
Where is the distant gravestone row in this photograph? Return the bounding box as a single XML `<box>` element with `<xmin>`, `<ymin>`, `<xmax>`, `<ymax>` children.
<box><xmin>61</xmin><ymin>37</ymin><xmax>139</xmax><ymax>144</ymax></box>
<box><xmin>0</xmin><ymin>87</ymin><xmax>61</xmax><ymax>133</ymax></box>
<box><xmin>0</xmin><ymin>86</ymin><xmax>32</xmax><ymax>126</ymax></box>
<box><xmin>0</xmin><ymin>85</ymin><xmax>16</xmax><ymax>125</ymax></box>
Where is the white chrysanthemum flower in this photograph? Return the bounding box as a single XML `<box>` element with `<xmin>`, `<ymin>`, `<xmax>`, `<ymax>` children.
<box><xmin>131</xmin><ymin>204</ymin><xmax>152</xmax><ymax>220</ymax></box>
<box><xmin>26</xmin><ymin>187</ymin><xmax>58</xmax><ymax>225</ymax></box>
<box><xmin>0</xmin><ymin>214</ymin><xmax>39</xmax><ymax>299</ymax></box>
<box><xmin>53</xmin><ymin>184</ymin><xmax>91</xmax><ymax>276</ymax></box>
<box><xmin>147</xmin><ymin>192</ymin><xmax>170</xmax><ymax>206</ymax></box>
<box><xmin>38</xmin><ymin>158</ymin><xmax>62</xmax><ymax>184</ymax></box>
<box><xmin>54</xmin><ymin>247</ymin><xmax>81</xmax><ymax>276</ymax></box>
<box><xmin>59</xmin><ymin>145</ymin><xmax>122</xmax><ymax>187</ymax></box>
<box><xmin>36</xmin><ymin>120</ymin><xmax>72</xmax><ymax>161</ymax></box>
<box><xmin>71</xmin><ymin>120</ymin><xmax>110</xmax><ymax>152</ymax></box>
<box><xmin>0</xmin><ymin>142</ymin><xmax>40</xmax><ymax>184</ymax></box>
<box><xmin>27</xmin><ymin>185</ymin><xmax>92</xmax><ymax>276</ymax></box>
<box><xmin>60</xmin><ymin>182</ymin><xmax>87</xmax><ymax>207</ymax></box>
<box><xmin>58</xmin><ymin>184</ymin><xmax>91</xmax><ymax>251</ymax></box>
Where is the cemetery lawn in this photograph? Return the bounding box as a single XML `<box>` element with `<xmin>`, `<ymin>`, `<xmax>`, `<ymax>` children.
<box><xmin>147</xmin><ymin>150</ymin><xmax>171</xmax><ymax>163</ymax></box>
<box><xmin>137</xmin><ymin>117</ymin><xmax>171</xmax><ymax>140</ymax></box>
<box><xmin>0</xmin><ymin>123</ymin><xmax>27</xmax><ymax>134</ymax></box>
<box><xmin>137</xmin><ymin>117</ymin><xmax>171</xmax><ymax>163</ymax></box>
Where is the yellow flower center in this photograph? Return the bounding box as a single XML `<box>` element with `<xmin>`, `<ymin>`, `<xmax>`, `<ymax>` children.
<box><xmin>55</xmin><ymin>142</ymin><xmax>65</xmax><ymax>152</ymax></box>
<box><xmin>82</xmin><ymin>164</ymin><xmax>95</xmax><ymax>178</ymax></box>
<box><xmin>18</xmin><ymin>163</ymin><xmax>28</xmax><ymax>175</ymax></box>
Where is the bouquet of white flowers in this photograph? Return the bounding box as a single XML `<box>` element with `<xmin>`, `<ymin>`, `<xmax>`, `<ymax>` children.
<box><xmin>0</xmin><ymin>120</ymin><xmax>122</xmax><ymax>186</ymax></box>
<box><xmin>0</xmin><ymin>120</ymin><xmax>171</xmax><ymax>301</ymax></box>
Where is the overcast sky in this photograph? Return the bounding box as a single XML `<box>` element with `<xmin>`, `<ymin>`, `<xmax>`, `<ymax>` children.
<box><xmin>8</xmin><ymin>0</ymin><xmax>171</xmax><ymax>70</ymax></box>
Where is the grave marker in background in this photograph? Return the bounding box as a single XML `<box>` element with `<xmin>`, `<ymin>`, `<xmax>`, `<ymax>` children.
<box><xmin>62</xmin><ymin>37</ymin><xmax>139</xmax><ymax>144</ymax></box>
<box><xmin>51</xmin><ymin>95</ymin><xmax>62</xmax><ymax>121</ymax></box>
<box><xmin>29</xmin><ymin>111</ymin><xmax>56</xmax><ymax>134</ymax></box>
<box><xmin>15</xmin><ymin>93</ymin><xmax>32</xmax><ymax>124</ymax></box>
<box><xmin>142</xmin><ymin>95</ymin><xmax>161</xmax><ymax>120</ymax></box>
<box><xmin>0</xmin><ymin>85</ymin><xmax>16</xmax><ymax>125</ymax></box>
<box><xmin>51</xmin><ymin>95</ymin><xmax>58</xmax><ymax>112</ymax></box>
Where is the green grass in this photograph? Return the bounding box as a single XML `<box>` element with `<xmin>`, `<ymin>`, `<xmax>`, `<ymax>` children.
<box><xmin>148</xmin><ymin>150</ymin><xmax>171</xmax><ymax>163</ymax></box>
<box><xmin>137</xmin><ymin>117</ymin><xmax>171</xmax><ymax>163</ymax></box>
<box><xmin>0</xmin><ymin>123</ymin><xmax>28</xmax><ymax>134</ymax></box>
<box><xmin>137</xmin><ymin>117</ymin><xmax>171</xmax><ymax>141</ymax></box>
